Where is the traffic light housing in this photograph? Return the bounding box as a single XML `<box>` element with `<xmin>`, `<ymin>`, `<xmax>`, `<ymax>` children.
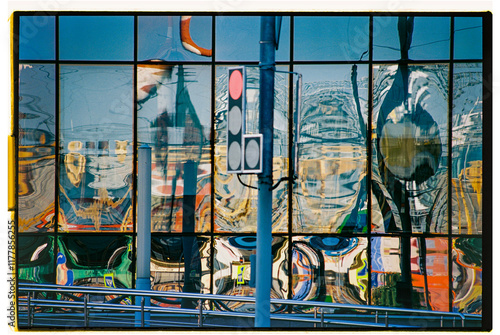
<box><xmin>227</xmin><ymin>67</ymin><xmax>246</xmax><ymax>173</ymax></box>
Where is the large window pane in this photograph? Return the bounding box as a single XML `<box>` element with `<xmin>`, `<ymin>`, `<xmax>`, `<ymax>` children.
<box><xmin>293</xmin><ymin>65</ymin><xmax>368</xmax><ymax>234</ymax></box>
<box><xmin>18</xmin><ymin>64</ymin><xmax>56</xmax><ymax>232</ymax></box>
<box><xmin>19</xmin><ymin>16</ymin><xmax>55</xmax><ymax>60</ymax></box>
<box><xmin>292</xmin><ymin>236</ymin><xmax>368</xmax><ymax>310</ymax></box>
<box><xmin>372</xmin><ymin>64</ymin><xmax>449</xmax><ymax>234</ymax></box>
<box><xmin>454</xmin><ymin>17</ymin><xmax>483</xmax><ymax>60</ymax></box>
<box><xmin>138</xmin><ymin>16</ymin><xmax>212</xmax><ymax>62</ymax></box>
<box><xmin>213</xmin><ymin>235</ymin><xmax>288</xmax><ymax>314</ymax></box>
<box><xmin>216</xmin><ymin>16</ymin><xmax>290</xmax><ymax>61</ymax></box>
<box><xmin>59</xmin><ymin>65</ymin><xmax>133</xmax><ymax>232</ymax></box>
<box><xmin>150</xmin><ymin>235</ymin><xmax>210</xmax><ymax>308</ymax></box>
<box><xmin>374</xmin><ymin>17</ymin><xmax>450</xmax><ymax>61</ymax></box>
<box><xmin>294</xmin><ymin>16</ymin><xmax>369</xmax><ymax>61</ymax></box>
<box><xmin>452</xmin><ymin>63</ymin><xmax>482</xmax><ymax>234</ymax></box>
<box><xmin>452</xmin><ymin>237</ymin><xmax>482</xmax><ymax>314</ymax></box>
<box><xmin>59</xmin><ymin>16</ymin><xmax>134</xmax><ymax>61</ymax></box>
<box><xmin>18</xmin><ymin>235</ymin><xmax>55</xmax><ymax>284</ymax></box>
<box><xmin>214</xmin><ymin>66</ymin><xmax>289</xmax><ymax>233</ymax></box>
<box><xmin>137</xmin><ymin>65</ymin><xmax>211</xmax><ymax>233</ymax></box>
<box><xmin>57</xmin><ymin>235</ymin><xmax>133</xmax><ymax>290</ymax></box>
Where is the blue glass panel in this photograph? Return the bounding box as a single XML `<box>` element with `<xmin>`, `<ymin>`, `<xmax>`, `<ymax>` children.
<box><xmin>19</xmin><ymin>16</ymin><xmax>55</xmax><ymax>60</ymax></box>
<box><xmin>59</xmin><ymin>16</ymin><xmax>134</xmax><ymax>61</ymax></box>
<box><xmin>373</xmin><ymin>16</ymin><xmax>450</xmax><ymax>60</ymax></box>
<box><xmin>18</xmin><ymin>64</ymin><xmax>56</xmax><ymax>232</ymax></box>
<box><xmin>137</xmin><ymin>65</ymin><xmax>212</xmax><ymax>233</ymax></box>
<box><xmin>293</xmin><ymin>64</ymin><xmax>368</xmax><ymax>234</ymax></box>
<box><xmin>216</xmin><ymin>16</ymin><xmax>290</xmax><ymax>61</ymax></box>
<box><xmin>409</xmin><ymin>17</ymin><xmax>450</xmax><ymax>60</ymax></box>
<box><xmin>294</xmin><ymin>16</ymin><xmax>369</xmax><ymax>61</ymax></box>
<box><xmin>59</xmin><ymin>65</ymin><xmax>134</xmax><ymax>232</ymax></box>
<box><xmin>452</xmin><ymin>63</ymin><xmax>483</xmax><ymax>234</ymax></box>
<box><xmin>454</xmin><ymin>17</ymin><xmax>483</xmax><ymax>60</ymax></box>
<box><xmin>138</xmin><ymin>16</ymin><xmax>212</xmax><ymax>62</ymax></box>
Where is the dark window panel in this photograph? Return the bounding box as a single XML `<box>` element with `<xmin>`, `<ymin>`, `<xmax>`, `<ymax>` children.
<box><xmin>291</xmin><ymin>236</ymin><xmax>368</xmax><ymax>310</ymax></box>
<box><xmin>212</xmin><ymin>235</ymin><xmax>288</xmax><ymax>315</ymax></box>
<box><xmin>18</xmin><ymin>235</ymin><xmax>55</xmax><ymax>284</ymax></box>
<box><xmin>19</xmin><ymin>16</ymin><xmax>55</xmax><ymax>60</ymax></box>
<box><xmin>59</xmin><ymin>16</ymin><xmax>134</xmax><ymax>61</ymax></box>
<box><xmin>452</xmin><ymin>237</ymin><xmax>482</xmax><ymax>314</ymax></box>
<box><xmin>150</xmin><ymin>235</ymin><xmax>211</xmax><ymax>308</ymax></box>
<box><xmin>56</xmin><ymin>235</ymin><xmax>133</xmax><ymax>293</ymax></box>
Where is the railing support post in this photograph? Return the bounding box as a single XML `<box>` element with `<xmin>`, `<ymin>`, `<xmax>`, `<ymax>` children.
<box><xmin>198</xmin><ymin>300</ymin><xmax>203</xmax><ymax>327</ymax></box>
<box><xmin>314</xmin><ymin>307</ymin><xmax>318</xmax><ymax>328</ymax></box>
<box><xmin>84</xmin><ymin>294</ymin><xmax>89</xmax><ymax>327</ymax></box>
<box><xmin>27</xmin><ymin>292</ymin><xmax>32</xmax><ymax>327</ymax></box>
<box><xmin>141</xmin><ymin>297</ymin><xmax>145</xmax><ymax>327</ymax></box>
<box><xmin>375</xmin><ymin>311</ymin><xmax>378</xmax><ymax>324</ymax></box>
<box><xmin>385</xmin><ymin>311</ymin><xmax>388</xmax><ymax>327</ymax></box>
<box><xmin>321</xmin><ymin>308</ymin><xmax>324</xmax><ymax>327</ymax></box>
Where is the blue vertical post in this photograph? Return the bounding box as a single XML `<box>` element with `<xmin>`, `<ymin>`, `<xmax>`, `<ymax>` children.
<box><xmin>255</xmin><ymin>16</ymin><xmax>275</xmax><ymax>328</ymax></box>
<box><xmin>136</xmin><ymin>145</ymin><xmax>151</xmax><ymax>327</ymax></box>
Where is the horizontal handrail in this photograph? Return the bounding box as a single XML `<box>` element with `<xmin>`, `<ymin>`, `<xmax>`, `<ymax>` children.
<box><xmin>18</xmin><ymin>283</ymin><xmax>481</xmax><ymax>329</ymax></box>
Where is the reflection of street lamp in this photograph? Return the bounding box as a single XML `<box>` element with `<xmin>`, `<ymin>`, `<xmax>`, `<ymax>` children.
<box><xmin>136</xmin><ymin>145</ymin><xmax>151</xmax><ymax>327</ymax></box>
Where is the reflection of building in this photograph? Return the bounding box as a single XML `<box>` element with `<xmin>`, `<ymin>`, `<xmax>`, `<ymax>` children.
<box><xmin>14</xmin><ymin>13</ymin><xmax>487</xmax><ymax>325</ymax></box>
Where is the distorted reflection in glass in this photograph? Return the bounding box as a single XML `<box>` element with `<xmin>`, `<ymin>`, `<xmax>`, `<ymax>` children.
<box><xmin>138</xmin><ymin>65</ymin><xmax>211</xmax><ymax>233</ymax></box>
<box><xmin>212</xmin><ymin>236</ymin><xmax>288</xmax><ymax>313</ymax></box>
<box><xmin>150</xmin><ymin>236</ymin><xmax>210</xmax><ymax>308</ymax></box>
<box><xmin>372</xmin><ymin>64</ymin><xmax>449</xmax><ymax>234</ymax></box>
<box><xmin>454</xmin><ymin>17</ymin><xmax>483</xmax><ymax>60</ymax></box>
<box><xmin>19</xmin><ymin>16</ymin><xmax>55</xmax><ymax>60</ymax></box>
<box><xmin>294</xmin><ymin>16</ymin><xmax>369</xmax><ymax>61</ymax></box>
<box><xmin>291</xmin><ymin>236</ymin><xmax>368</xmax><ymax>311</ymax></box>
<box><xmin>138</xmin><ymin>16</ymin><xmax>212</xmax><ymax>62</ymax></box>
<box><xmin>371</xmin><ymin>237</ymin><xmax>402</xmax><ymax>307</ymax></box>
<box><xmin>18</xmin><ymin>64</ymin><xmax>56</xmax><ymax>232</ymax></box>
<box><xmin>452</xmin><ymin>237</ymin><xmax>482</xmax><ymax>314</ymax></box>
<box><xmin>18</xmin><ymin>235</ymin><xmax>55</xmax><ymax>284</ymax></box>
<box><xmin>215</xmin><ymin>16</ymin><xmax>290</xmax><ymax>62</ymax></box>
<box><xmin>410</xmin><ymin>238</ymin><xmax>449</xmax><ymax>311</ymax></box>
<box><xmin>56</xmin><ymin>235</ymin><xmax>133</xmax><ymax>305</ymax></box>
<box><xmin>293</xmin><ymin>64</ymin><xmax>368</xmax><ymax>234</ymax></box>
<box><xmin>59</xmin><ymin>65</ymin><xmax>134</xmax><ymax>231</ymax></box>
<box><xmin>214</xmin><ymin>66</ymin><xmax>289</xmax><ymax>233</ymax></box>
<box><xmin>59</xmin><ymin>16</ymin><xmax>134</xmax><ymax>61</ymax></box>
<box><xmin>452</xmin><ymin>63</ymin><xmax>482</xmax><ymax>234</ymax></box>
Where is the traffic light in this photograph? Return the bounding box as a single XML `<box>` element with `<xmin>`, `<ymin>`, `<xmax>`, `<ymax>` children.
<box><xmin>226</xmin><ymin>67</ymin><xmax>246</xmax><ymax>173</ymax></box>
<box><xmin>243</xmin><ymin>134</ymin><xmax>262</xmax><ymax>173</ymax></box>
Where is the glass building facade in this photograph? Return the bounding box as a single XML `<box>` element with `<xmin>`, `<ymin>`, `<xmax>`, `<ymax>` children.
<box><xmin>14</xmin><ymin>13</ymin><xmax>490</xmax><ymax>320</ymax></box>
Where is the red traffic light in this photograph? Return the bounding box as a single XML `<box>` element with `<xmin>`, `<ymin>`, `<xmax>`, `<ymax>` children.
<box><xmin>229</xmin><ymin>69</ymin><xmax>243</xmax><ymax>100</ymax></box>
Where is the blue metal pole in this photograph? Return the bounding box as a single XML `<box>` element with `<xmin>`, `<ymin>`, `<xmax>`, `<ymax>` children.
<box><xmin>136</xmin><ymin>145</ymin><xmax>151</xmax><ymax>327</ymax></box>
<box><xmin>255</xmin><ymin>16</ymin><xmax>275</xmax><ymax>328</ymax></box>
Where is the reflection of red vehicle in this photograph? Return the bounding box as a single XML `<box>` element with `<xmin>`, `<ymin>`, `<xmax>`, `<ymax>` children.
<box><xmin>410</xmin><ymin>238</ymin><xmax>449</xmax><ymax>311</ymax></box>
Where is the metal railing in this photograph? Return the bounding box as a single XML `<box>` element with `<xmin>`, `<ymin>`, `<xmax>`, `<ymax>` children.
<box><xmin>18</xmin><ymin>283</ymin><xmax>482</xmax><ymax>329</ymax></box>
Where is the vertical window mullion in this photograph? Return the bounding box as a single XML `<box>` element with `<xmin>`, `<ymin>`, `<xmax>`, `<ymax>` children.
<box><xmin>448</xmin><ymin>15</ymin><xmax>454</xmax><ymax>313</ymax></box>
<box><xmin>367</xmin><ymin>14</ymin><xmax>374</xmax><ymax>307</ymax></box>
